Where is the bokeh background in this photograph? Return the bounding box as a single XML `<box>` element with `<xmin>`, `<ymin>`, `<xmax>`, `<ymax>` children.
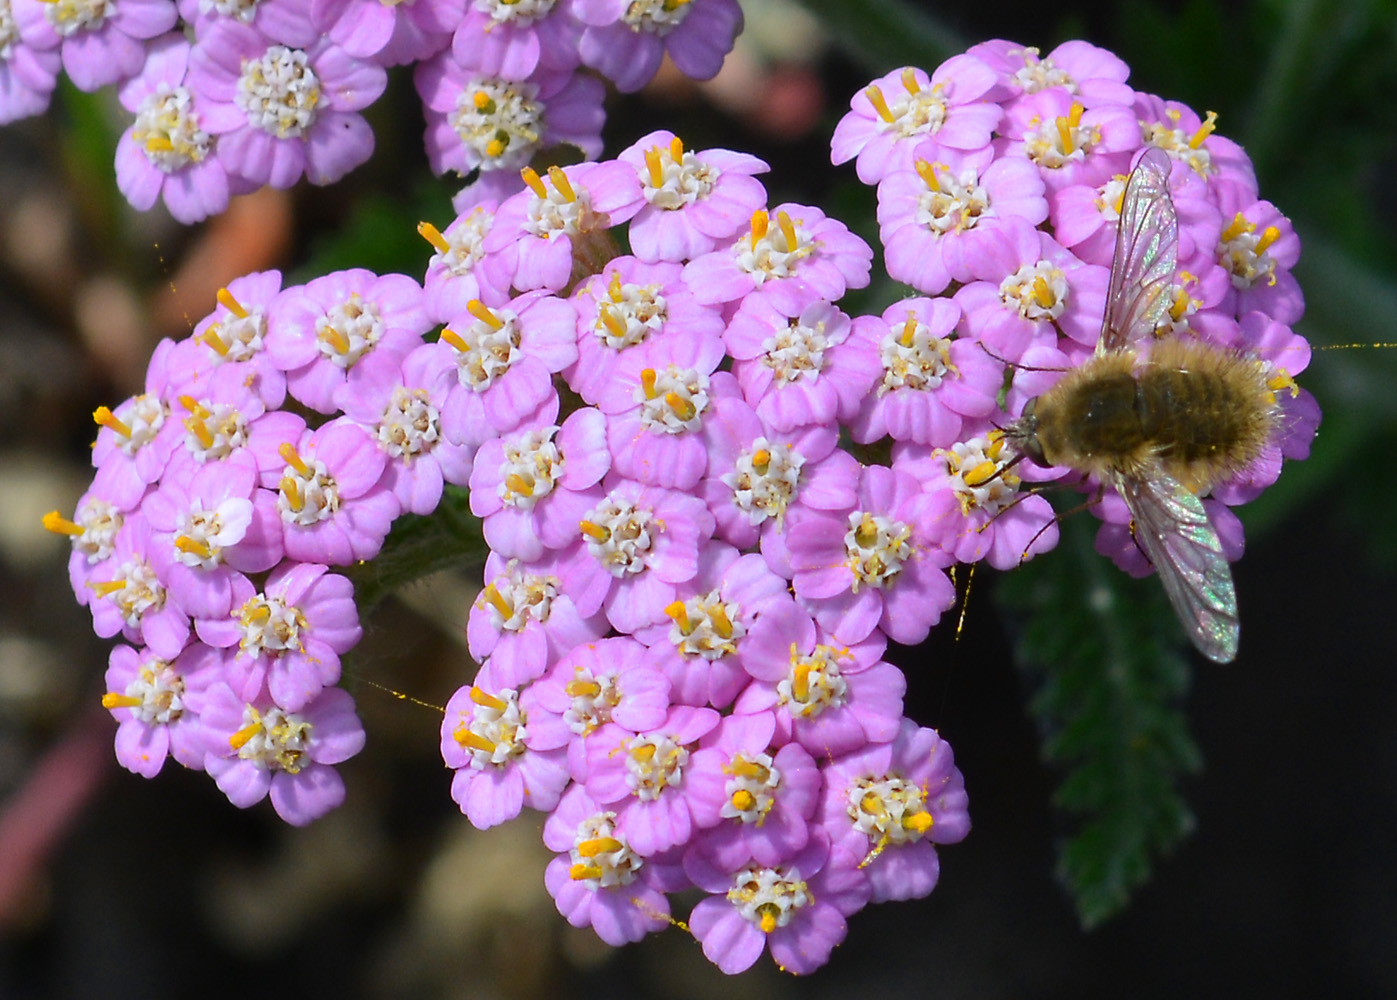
<box><xmin>2</xmin><ymin>0</ymin><xmax>1396</xmax><ymax>996</ymax></box>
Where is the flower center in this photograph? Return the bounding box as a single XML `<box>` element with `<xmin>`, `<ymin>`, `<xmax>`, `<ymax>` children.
<box><xmin>844</xmin><ymin>512</ymin><xmax>912</xmax><ymax>589</ymax></box>
<box><xmin>200</xmin><ymin>290</ymin><xmax>268</xmax><ymax>363</ymax></box>
<box><xmin>878</xmin><ymin>312</ymin><xmax>957</xmax><ymax>393</ymax></box>
<box><xmin>579</xmin><ymin>495</ymin><xmax>655</xmax><ymax>577</ymax></box>
<box><xmin>200</xmin><ymin>0</ymin><xmax>259</xmax><ymax>22</ymax></box>
<box><xmin>69</xmin><ymin>498</ymin><xmax>123</xmax><ymax>564</ymax></box>
<box><xmin>95</xmin><ymin>395</ymin><xmax>167</xmax><ymax>458</ymax></box>
<box><xmin>777</xmin><ymin>644</ymin><xmax>850</xmax><ymax>718</ymax></box>
<box><xmin>236</xmin><ymin>46</ymin><xmax>321</xmax><ymax>139</ymax></box>
<box><xmin>315</xmin><ymin>294</ymin><xmax>384</xmax><ymax>369</ymax></box>
<box><xmin>237</xmin><ymin>593</ymin><xmax>305</xmax><ymax>658</ymax></box>
<box><xmin>621</xmin><ymin>0</ymin><xmax>692</xmax><ymax>34</ymax></box>
<box><xmin>1023</xmin><ymin>101</ymin><xmax>1097</xmax><ymax>169</ymax></box>
<box><xmin>109</xmin><ymin>660</ymin><xmax>186</xmax><ymax>725</ymax></box>
<box><xmin>443</xmin><ymin>301</ymin><xmax>522</xmax><ymax>391</ymax></box>
<box><xmin>477</xmin><ymin>561</ymin><xmax>557</xmax><ymax>632</ymax></box>
<box><xmin>174</xmin><ymin>499</ymin><xmax>251</xmax><ymax>570</ymax></box>
<box><xmin>847</xmin><ymin>773</ymin><xmax>934</xmax><ymax>844</ymax></box>
<box><xmin>914</xmin><ymin>160</ymin><xmax>992</xmax><ymax>236</ymax></box>
<box><xmin>735</xmin><ymin>209</ymin><xmax>816</xmax><ymax>284</ymax></box>
<box><xmin>999</xmin><ymin>259</ymin><xmax>1069</xmax><ymax>321</ymax></box>
<box><xmin>938</xmin><ymin>433</ymin><xmax>1020</xmax><ymax>517</ymax></box>
<box><xmin>568</xmin><ymin>812</ymin><xmax>643</xmax><ymax>888</ymax></box>
<box><xmin>635</xmin><ymin>365</ymin><xmax>710</xmax><ymax>434</ymax></box>
<box><xmin>497</xmin><ymin>425</ymin><xmax>563</xmax><ymax>511</ymax></box>
<box><xmin>0</xmin><ymin>0</ymin><xmax>19</xmax><ymax>59</ymax></box>
<box><xmin>721</xmin><ymin>752</ymin><xmax>781</xmax><ymax>824</ymax></box>
<box><xmin>623</xmin><ymin>732</ymin><xmax>689</xmax><ymax>800</ymax></box>
<box><xmin>1218</xmin><ymin>212</ymin><xmax>1281</xmax><ymax>290</ymax></box>
<box><xmin>378</xmin><ymin>387</ymin><xmax>441</xmax><ymax>461</ymax></box>
<box><xmin>639</xmin><ymin>136</ymin><xmax>716</xmax><ymax>208</ymax></box>
<box><xmin>229</xmin><ymin>705</ymin><xmax>312</xmax><ymax>773</ymax></box>
<box><xmin>726</xmin><ymin>864</ymin><xmax>811</xmax><ymax>934</ymax></box>
<box><xmin>762</xmin><ymin>314</ymin><xmax>832</xmax><ymax>384</ymax></box>
<box><xmin>179</xmin><ymin>397</ymin><xmax>250</xmax><ymax>463</ymax></box>
<box><xmin>592</xmin><ymin>273</ymin><xmax>668</xmax><ymax>349</ymax></box>
<box><xmin>522</xmin><ymin>165</ymin><xmax>607</xmax><ymax>240</ymax></box>
<box><xmin>563</xmin><ymin>667</ymin><xmax>621</xmax><ymax>735</ymax></box>
<box><xmin>277</xmin><ymin>444</ymin><xmax>339</xmax><ymax>527</ymax></box>
<box><xmin>864</xmin><ymin>68</ymin><xmax>947</xmax><ymax>140</ymax></box>
<box><xmin>90</xmin><ymin>559</ymin><xmax>166</xmax><ymax>627</ymax></box>
<box><xmin>474</xmin><ymin>0</ymin><xmax>556</xmax><ymax>26</ymax></box>
<box><xmin>1142</xmin><ymin>108</ymin><xmax>1218</xmax><ymax>179</ymax></box>
<box><xmin>1011</xmin><ymin>46</ymin><xmax>1076</xmax><ymax>94</ymax></box>
<box><xmin>132</xmin><ymin>86</ymin><xmax>211</xmax><ymax>172</ymax></box>
<box><xmin>665</xmin><ymin>589</ymin><xmax>745</xmax><ymax>661</ymax></box>
<box><xmin>721</xmin><ymin>437</ymin><xmax>805</xmax><ymax>526</ymax></box>
<box><xmin>423</xmin><ymin>206</ymin><xmax>492</xmax><ymax>277</ymax></box>
<box><xmin>450</xmin><ymin>78</ymin><xmax>544</xmax><ymax>171</ymax></box>
<box><xmin>42</xmin><ymin>0</ymin><xmax>113</xmax><ymax>36</ymax></box>
<box><xmin>453</xmin><ymin>686</ymin><xmax>527</xmax><ymax>768</ymax></box>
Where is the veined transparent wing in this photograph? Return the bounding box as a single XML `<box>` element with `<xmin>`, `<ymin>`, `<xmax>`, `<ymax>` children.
<box><xmin>1099</xmin><ymin>147</ymin><xmax>1180</xmax><ymax>355</ymax></box>
<box><xmin>1113</xmin><ymin>467</ymin><xmax>1240</xmax><ymax>663</ymax></box>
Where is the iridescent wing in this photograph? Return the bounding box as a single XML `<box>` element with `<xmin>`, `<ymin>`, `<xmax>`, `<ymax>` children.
<box><xmin>1112</xmin><ymin>467</ymin><xmax>1239</xmax><ymax>663</ymax></box>
<box><xmin>1099</xmin><ymin>147</ymin><xmax>1179</xmax><ymax>355</ymax></box>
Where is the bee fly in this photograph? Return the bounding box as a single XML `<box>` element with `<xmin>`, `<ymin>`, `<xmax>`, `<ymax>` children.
<box><xmin>1003</xmin><ymin>147</ymin><xmax>1285</xmax><ymax>663</ymax></box>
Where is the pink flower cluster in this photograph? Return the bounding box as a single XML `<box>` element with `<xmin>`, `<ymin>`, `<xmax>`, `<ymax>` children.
<box><xmin>2</xmin><ymin>0</ymin><xmax>743</xmax><ymax>224</ymax></box>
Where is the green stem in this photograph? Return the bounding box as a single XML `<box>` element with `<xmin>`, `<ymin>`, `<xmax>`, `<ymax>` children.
<box><xmin>345</xmin><ymin>486</ymin><xmax>487</xmax><ymax>612</ymax></box>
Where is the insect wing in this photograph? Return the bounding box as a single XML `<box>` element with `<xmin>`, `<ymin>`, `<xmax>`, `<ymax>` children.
<box><xmin>1099</xmin><ymin>147</ymin><xmax>1180</xmax><ymax>355</ymax></box>
<box><xmin>1114</xmin><ymin>468</ymin><xmax>1239</xmax><ymax>663</ymax></box>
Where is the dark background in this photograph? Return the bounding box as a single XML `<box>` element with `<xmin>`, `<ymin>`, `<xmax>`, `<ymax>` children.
<box><xmin>2</xmin><ymin>0</ymin><xmax>1394</xmax><ymax>996</ymax></box>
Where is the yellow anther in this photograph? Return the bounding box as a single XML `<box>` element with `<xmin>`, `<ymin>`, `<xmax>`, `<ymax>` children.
<box><xmin>229</xmin><ymin>720</ymin><xmax>262</xmax><ymax>751</ymax></box>
<box><xmin>1189</xmin><ymin>110</ymin><xmax>1218</xmax><ymax>149</ymax></box>
<box><xmin>864</xmin><ymin>84</ymin><xmax>894</xmax><ymax>123</ymax></box>
<box><xmin>579</xmin><ymin>519</ymin><xmax>610</xmax><ymax>543</ymax></box>
<box><xmin>759</xmin><ymin>908</ymin><xmax>778</xmax><ymax>934</ymax></box>
<box><xmin>566</xmin><ymin>677</ymin><xmax>602</xmax><ymax>698</ymax></box>
<box><xmin>439</xmin><ymin>327</ymin><xmax>468</xmax><ymax>353</ymax></box>
<box><xmin>175</xmin><ymin>536</ymin><xmax>212</xmax><ymax>560</ymax></box>
<box><xmin>1068</xmin><ymin>101</ymin><xmax>1084</xmax><ymax>127</ymax></box>
<box><xmin>607</xmin><ymin>271</ymin><xmax>624</xmax><ymax>302</ymax></box>
<box><xmin>730</xmin><ymin>789</ymin><xmax>757</xmax><ymax>812</ymax></box>
<box><xmin>709</xmin><ymin>603</ymin><xmax>734</xmax><ymax>638</ymax></box>
<box><xmin>570</xmin><ymin>863</ymin><xmax>604</xmax><ymax>881</ymax></box>
<box><xmin>668</xmin><ymin>134</ymin><xmax>684</xmax><ymax>163</ymax></box>
<box><xmin>454</xmin><ymin>726</ymin><xmax>496</xmax><ymax>753</ymax></box>
<box><xmin>986</xmin><ymin>431</ymin><xmax>1006</xmax><ymax>458</ymax></box>
<box><xmin>900</xmin><ymin>311</ymin><xmax>920</xmax><ymax>347</ymax></box>
<box><xmin>792</xmin><ymin>662</ymin><xmax>811</xmax><ymax>702</ymax></box>
<box><xmin>200</xmin><ymin>325</ymin><xmax>230</xmax><ymax>356</ymax></box>
<box><xmin>319</xmin><ymin>324</ymin><xmax>350</xmax><ymax>355</ymax></box>
<box><xmin>217</xmin><ymin>287</ymin><xmax>249</xmax><ymax>319</ymax></box>
<box><xmin>1031</xmin><ymin>276</ymin><xmax>1056</xmax><ymax>309</ymax></box>
<box><xmin>854</xmin><ymin>514</ymin><xmax>879</xmax><ymax>547</ymax></box>
<box><xmin>185</xmin><ymin>412</ymin><xmax>214</xmax><ymax>449</ymax></box>
<box><xmin>749</xmin><ymin>209</ymin><xmax>769</xmax><ymax>248</ymax></box>
<box><xmin>472</xmin><ymin>89</ymin><xmax>493</xmax><ymax>111</ymax></box>
<box><xmin>629</xmin><ymin>742</ymin><xmax>657</xmax><ymax>763</ymax></box>
<box><xmin>279</xmin><ymin>476</ymin><xmax>303</xmax><ymax>511</ymax></box>
<box><xmin>242</xmin><ymin>602</ymin><xmax>271</xmax><ymax>625</ymax></box>
<box><xmin>480</xmin><ymin>584</ymin><xmax>514</xmax><ymax>618</ymax></box>
<box><xmin>751</xmin><ymin>448</ymin><xmax>771</xmax><ymax>471</ymax></box>
<box><xmin>93</xmin><ymin>406</ymin><xmax>132</xmax><ymax>439</ymax></box>
<box><xmin>665</xmin><ymin>391</ymin><xmax>695</xmax><ymax>422</ymax></box>
<box><xmin>860</xmin><ymin>791</ymin><xmax>886</xmax><ymax>816</ymax></box>
<box><xmin>645</xmin><ymin>146</ymin><xmax>665</xmax><ymax>189</ymax></box>
<box><xmin>1268</xmin><ymin>369</ymin><xmax>1300</xmax><ymax>398</ymax></box>
<box><xmin>547</xmin><ymin>165</ymin><xmax>576</xmax><ymax>202</ymax></box>
<box><xmin>505</xmin><ymin>472</ymin><xmax>534</xmax><ymax>497</ymax></box>
<box><xmin>775</xmin><ymin>210</ymin><xmax>799</xmax><ymax>254</ymax></box>
<box><xmin>145</xmin><ymin>135</ymin><xmax>174</xmax><ymax>154</ymax></box>
<box><xmin>728</xmin><ymin>756</ymin><xmax>766</xmax><ymax>779</ymax></box>
<box><xmin>577</xmin><ymin>836</ymin><xmax>623</xmax><ymax>857</ymax></box>
<box><xmin>469</xmin><ymin>686</ymin><xmax>507</xmax><ymax>711</ymax></box>
<box><xmin>665</xmin><ymin>600</ymin><xmax>692</xmax><ymax>633</ymax></box>
<box><xmin>1056</xmin><ymin>115</ymin><xmax>1076</xmax><ymax>155</ymax></box>
<box><xmin>467</xmin><ymin>299</ymin><xmax>505</xmax><ymax>330</ymax></box>
<box><xmin>521</xmin><ymin>166</ymin><xmax>547</xmax><ymax>199</ymax></box>
<box><xmin>176</xmin><ymin>395</ymin><xmax>204</xmax><ymax>416</ymax></box>
<box><xmin>102</xmin><ymin>692</ymin><xmax>142</xmax><ymax>709</ymax></box>
<box><xmin>903</xmin><ymin>810</ymin><xmax>933</xmax><ymax>835</ymax></box>
<box><xmin>914</xmin><ymin>158</ymin><xmax>941</xmax><ymax>192</ymax></box>
<box><xmin>42</xmin><ymin>511</ymin><xmax>84</xmax><ymax>537</ymax></box>
<box><xmin>598</xmin><ymin>304</ymin><xmax>627</xmax><ymax>338</ymax></box>
<box><xmin>640</xmin><ymin>368</ymin><xmax>659</xmax><ymax>399</ymax></box>
<box><xmin>87</xmin><ymin>579</ymin><xmax>127</xmax><ymax>598</ymax></box>
<box><xmin>1255</xmin><ymin>225</ymin><xmax>1282</xmax><ymax>254</ymax></box>
<box><xmin>899</xmin><ymin>66</ymin><xmax>920</xmax><ymax>94</ymax></box>
<box><xmin>485</xmin><ymin>137</ymin><xmax>507</xmax><ymax>159</ymax></box>
<box><xmin>1221</xmin><ymin>212</ymin><xmax>1253</xmax><ymax>243</ymax></box>
<box><xmin>278</xmin><ymin>442</ymin><xmax>311</xmax><ymax>477</ymax></box>
<box><xmin>417</xmin><ymin>221</ymin><xmax>451</xmax><ymax>254</ymax></box>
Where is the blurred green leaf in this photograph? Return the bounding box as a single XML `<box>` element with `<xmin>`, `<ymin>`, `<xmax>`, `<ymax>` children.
<box><xmin>346</xmin><ymin>486</ymin><xmax>487</xmax><ymax>613</ymax></box>
<box><xmin>794</xmin><ymin>0</ymin><xmax>964</xmax><ymax>73</ymax></box>
<box><xmin>998</xmin><ymin>514</ymin><xmax>1203</xmax><ymax>928</ymax></box>
<box><xmin>295</xmin><ymin>181</ymin><xmax>455</xmax><ymax>284</ymax></box>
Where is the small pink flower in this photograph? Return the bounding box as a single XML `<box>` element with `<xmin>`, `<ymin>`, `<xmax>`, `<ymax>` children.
<box><xmin>103</xmin><ymin>641</ymin><xmax>224</xmax><ymax>777</ymax></box>
<box><xmin>13</xmin><ymin>0</ymin><xmax>176</xmax><ymax>92</ymax></box>
<box><xmin>450</xmin><ymin>0</ymin><xmax>579</xmax><ymax>80</ymax></box>
<box><xmin>967</xmin><ymin>38</ymin><xmax>1134</xmax><ymax>109</ymax></box>
<box><xmin>572</xmin><ymin>0</ymin><xmax>741</xmax><ymax>92</ymax></box>
<box><xmin>167</xmin><ymin>271</ymin><xmax>289</xmax><ymax>410</ymax></box>
<box><xmin>85</xmin><ymin>514</ymin><xmax>191</xmax><ymax>659</ymax></box>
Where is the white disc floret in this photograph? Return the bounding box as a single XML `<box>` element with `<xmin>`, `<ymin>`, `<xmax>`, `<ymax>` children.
<box><xmin>636</xmin><ymin>365</ymin><xmax>710</xmax><ymax>434</ymax></box>
<box><xmin>847</xmin><ymin>773</ymin><xmax>934</xmax><ymax>845</ymax></box>
<box><xmin>133</xmin><ymin>86</ymin><xmax>211</xmax><ymax>172</ymax></box>
<box><xmin>451</xmin><ymin>78</ymin><xmax>544</xmax><ymax>171</ymax></box>
<box><xmin>230</xmin><ymin>704</ymin><xmax>312</xmax><ymax>773</ymax></box>
<box><xmin>667</xmin><ymin>589</ymin><xmax>746</xmax><ymax>661</ymax></box>
<box><xmin>726</xmin><ymin>864</ymin><xmax>811</xmax><ymax>934</ymax></box>
<box><xmin>378</xmin><ymin>387</ymin><xmax>441</xmax><ymax>462</ymax></box>
<box><xmin>316</xmin><ymin>294</ymin><xmax>384</xmax><ymax>369</ymax></box>
<box><xmin>497</xmin><ymin>425</ymin><xmax>564</xmax><ymax>511</ymax></box>
<box><xmin>237</xmin><ymin>593</ymin><xmax>305</xmax><ymax>659</ymax></box>
<box><xmin>580</xmin><ymin>495</ymin><xmax>655</xmax><ymax>577</ymax></box>
<box><xmin>568</xmin><ymin>812</ymin><xmax>643</xmax><ymax>889</ymax></box>
<box><xmin>639</xmin><ymin>137</ymin><xmax>716</xmax><ymax>208</ymax></box>
<box><xmin>999</xmin><ymin>259</ymin><xmax>1069</xmax><ymax>322</ymax></box>
<box><xmin>844</xmin><ymin>512</ymin><xmax>913</xmax><ymax>589</ymax></box>
<box><xmin>722</xmin><ymin>438</ymin><xmax>805</xmax><ymax>526</ymax></box>
<box><xmin>735</xmin><ymin>209</ymin><xmax>816</xmax><ymax>284</ymax></box>
<box><xmin>879</xmin><ymin>312</ymin><xmax>958</xmax><ymax>393</ymax></box>
<box><xmin>454</xmin><ymin>686</ymin><xmax>527</xmax><ymax>769</ymax></box>
<box><xmin>914</xmin><ymin>160</ymin><xmax>992</xmax><ymax>236</ymax></box>
<box><xmin>562</xmin><ymin>667</ymin><xmax>621</xmax><ymax>736</ymax></box>
<box><xmin>236</xmin><ymin>46</ymin><xmax>321</xmax><ymax>139</ymax></box>
<box><xmin>939</xmin><ymin>434</ymin><xmax>1020</xmax><ymax>517</ymax></box>
<box><xmin>721</xmin><ymin>752</ymin><xmax>782</xmax><ymax>825</ymax></box>
<box><xmin>623</xmin><ymin>732</ymin><xmax>689</xmax><ymax>800</ymax></box>
<box><xmin>777</xmin><ymin>644</ymin><xmax>851</xmax><ymax>719</ymax></box>
<box><xmin>477</xmin><ymin>561</ymin><xmax>558</xmax><ymax>632</ymax></box>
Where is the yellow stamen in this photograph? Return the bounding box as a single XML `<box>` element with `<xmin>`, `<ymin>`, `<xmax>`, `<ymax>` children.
<box><xmin>640</xmin><ymin>368</ymin><xmax>659</xmax><ymax>399</ymax></box>
<box><xmin>1031</xmin><ymin>276</ymin><xmax>1056</xmax><ymax>309</ymax></box>
<box><xmin>469</xmin><ymin>686</ymin><xmax>507</xmax><ymax>711</ymax></box>
<box><xmin>630</xmin><ymin>742</ymin><xmax>657</xmax><ymax>763</ymax></box>
<box><xmin>792</xmin><ymin>661</ymin><xmax>811</xmax><ymax>702</ymax></box>
<box><xmin>175</xmin><ymin>536</ymin><xmax>212</xmax><ymax>560</ymax></box>
<box><xmin>607</xmin><ymin>271</ymin><xmax>624</xmax><ymax>302</ymax></box>
<box><xmin>42</xmin><ymin>511</ymin><xmax>84</xmax><ymax>537</ymax></box>
<box><xmin>579</xmin><ymin>520</ymin><xmax>610</xmax><ymax>543</ymax></box>
<box><xmin>480</xmin><ymin>583</ymin><xmax>513</xmax><ymax>618</ymax></box>
<box><xmin>749</xmin><ymin>209</ymin><xmax>769</xmax><ymax>249</ymax></box>
<box><xmin>485</xmin><ymin>137</ymin><xmax>507</xmax><ymax>159</ymax></box>
<box><xmin>899</xmin><ymin>66</ymin><xmax>920</xmax><ymax>94</ymax></box>
<box><xmin>93</xmin><ymin>406</ymin><xmax>131</xmax><ymax>439</ymax></box>
<box><xmin>1068</xmin><ymin>101</ymin><xmax>1084</xmax><ymax>127</ymax></box>
<box><xmin>903</xmin><ymin>810</ymin><xmax>933</xmax><ymax>834</ymax></box>
<box><xmin>775</xmin><ymin>210</ymin><xmax>798</xmax><ymax>254</ymax></box>
<box><xmin>1268</xmin><ymin>370</ymin><xmax>1300</xmax><ymax>398</ymax></box>
<box><xmin>570</xmin><ymin>863</ymin><xmax>604</xmax><ymax>880</ymax></box>
<box><xmin>278</xmin><ymin>442</ymin><xmax>311</xmax><ymax>477</ymax></box>
<box><xmin>229</xmin><ymin>720</ymin><xmax>262</xmax><ymax>750</ymax></box>
<box><xmin>102</xmin><ymin>692</ymin><xmax>142</xmax><ymax>709</ymax></box>
<box><xmin>566</xmin><ymin>677</ymin><xmax>602</xmax><ymax>698</ymax></box>
<box><xmin>217</xmin><ymin>287</ymin><xmax>249</xmax><ymax>319</ymax></box>
<box><xmin>1254</xmin><ymin>225</ymin><xmax>1282</xmax><ymax>255</ymax></box>
<box><xmin>177</xmin><ymin>395</ymin><xmax>205</xmax><ymax>416</ymax></box>
<box><xmin>577</xmin><ymin>836</ymin><xmax>623</xmax><ymax>857</ymax></box>
<box><xmin>962</xmin><ymin>461</ymin><xmax>998</xmax><ymax>487</ymax></box>
<box><xmin>279</xmin><ymin>476</ymin><xmax>303</xmax><ymax>511</ymax></box>
<box><xmin>467</xmin><ymin>299</ymin><xmax>505</xmax><ymax>330</ymax></box>
<box><xmin>145</xmin><ymin>135</ymin><xmax>174</xmax><ymax>154</ymax></box>
<box><xmin>645</xmin><ymin>146</ymin><xmax>664</xmax><ymax>189</ymax></box>
<box><xmin>730</xmin><ymin>789</ymin><xmax>757</xmax><ymax>812</ymax></box>
<box><xmin>665</xmin><ymin>600</ymin><xmax>691</xmax><ymax>633</ymax></box>
<box><xmin>547</xmin><ymin>165</ymin><xmax>576</xmax><ymax>202</ymax></box>
<box><xmin>709</xmin><ymin>603</ymin><xmax>733</xmax><ymax>638</ymax></box>
<box><xmin>200</xmin><ymin>325</ymin><xmax>230</xmax><ymax>356</ymax></box>
<box><xmin>454</xmin><ymin>726</ymin><xmax>496</xmax><ymax>753</ymax></box>
<box><xmin>319</xmin><ymin>324</ymin><xmax>350</xmax><ymax>356</ymax></box>
<box><xmin>751</xmin><ymin>448</ymin><xmax>771</xmax><ymax>471</ymax></box>
<box><xmin>1189</xmin><ymin>110</ymin><xmax>1218</xmax><ymax>149</ymax></box>
<box><xmin>87</xmin><ymin>579</ymin><xmax>127</xmax><ymax>598</ymax></box>
<box><xmin>864</xmin><ymin>84</ymin><xmax>894</xmax><ymax>123</ymax></box>
<box><xmin>440</xmin><ymin>327</ymin><xmax>468</xmax><ymax>353</ymax></box>
<box><xmin>759</xmin><ymin>909</ymin><xmax>777</xmax><ymax>934</ymax></box>
<box><xmin>521</xmin><ymin>166</ymin><xmax>547</xmax><ymax>199</ymax></box>
<box><xmin>860</xmin><ymin>791</ymin><xmax>885</xmax><ymax>816</ymax></box>
<box><xmin>184</xmin><ymin>414</ymin><xmax>214</xmax><ymax>450</ymax></box>
<box><xmin>243</xmin><ymin>603</ymin><xmax>271</xmax><ymax>625</ymax></box>
<box><xmin>1056</xmin><ymin>115</ymin><xmax>1075</xmax><ymax>155</ymax></box>
<box><xmin>854</xmin><ymin>515</ymin><xmax>879</xmax><ymax>547</ymax></box>
<box><xmin>598</xmin><ymin>304</ymin><xmax>627</xmax><ymax>338</ymax></box>
<box><xmin>729</xmin><ymin>757</ymin><xmax>765</xmax><ymax>779</ymax></box>
<box><xmin>1221</xmin><ymin>212</ymin><xmax>1253</xmax><ymax>243</ymax></box>
<box><xmin>665</xmin><ymin>391</ymin><xmax>695</xmax><ymax>422</ymax></box>
<box><xmin>473</xmin><ymin>89</ymin><xmax>493</xmax><ymax>112</ymax></box>
<box><xmin>914</xmin><ymin>159</ymin><xmax>940</xmax><ymax>192</ymax></box>
<box><xmin>505</xmin><ymin>472</ymin><xmax>534</xmax><ymax>497</ymax></box>
<box><xmin>668</xmin><ymin>135</ymin><xmax>684</xmax><ymax>163</ymax></box>
<box><xmin>417</xmin><ymin>221</ymin><xmax>451</xmax><ymax>254</ymax></box>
